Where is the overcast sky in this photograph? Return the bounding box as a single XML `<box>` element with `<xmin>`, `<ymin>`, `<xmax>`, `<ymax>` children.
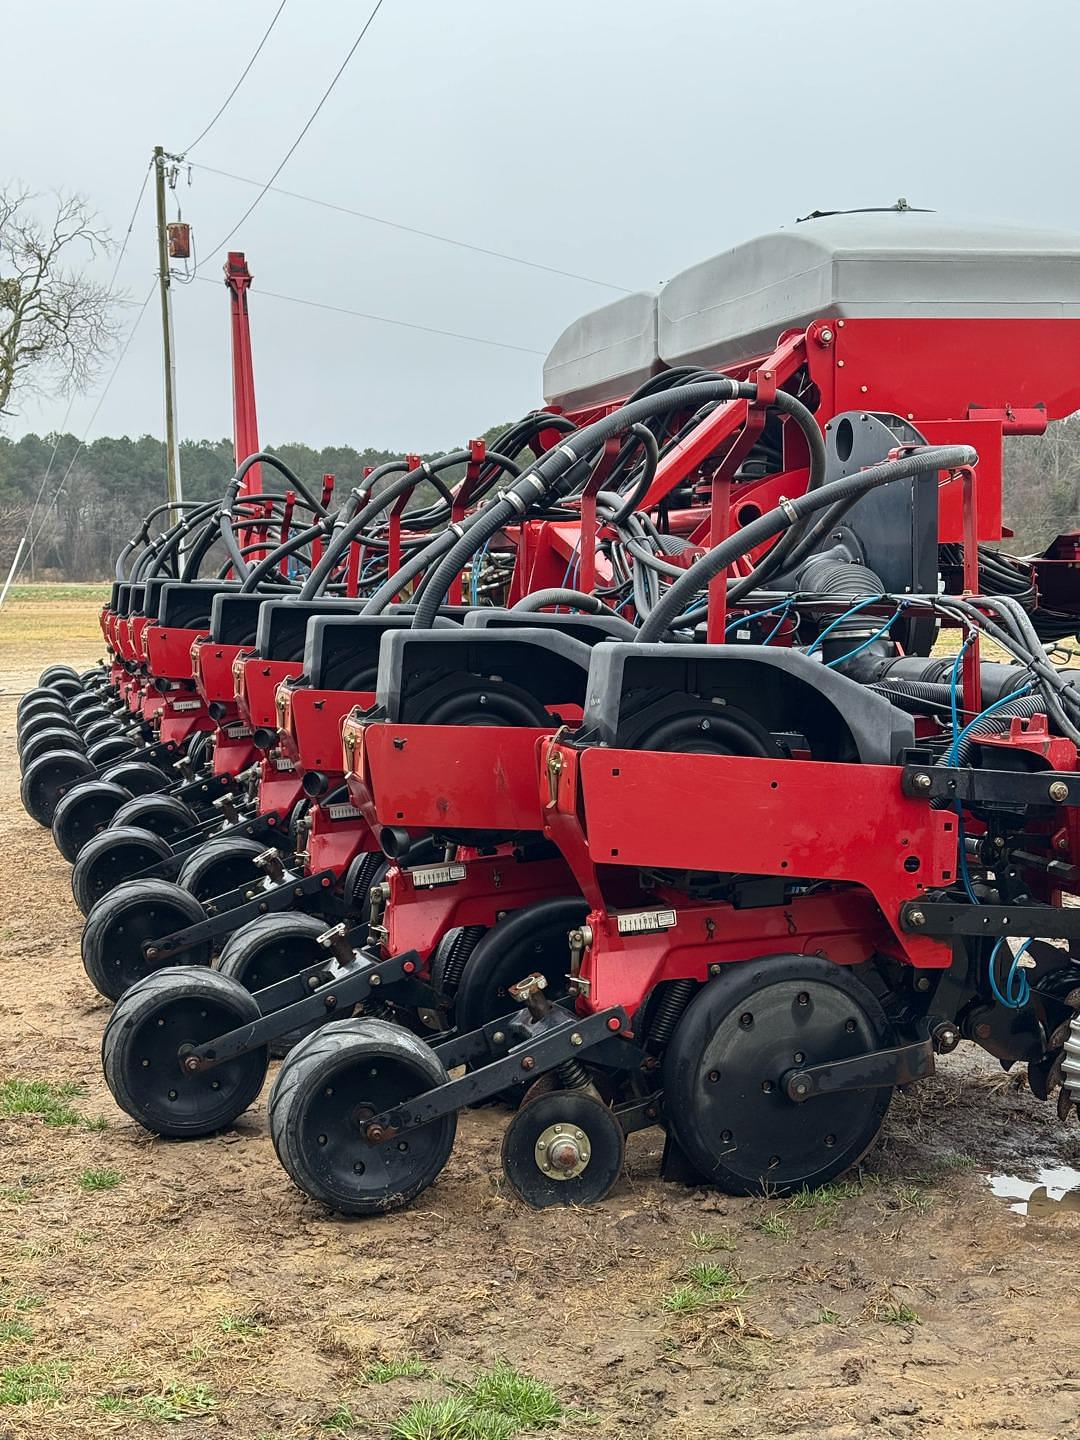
<box><xmin>5</xmin><ymin>0</ymin><xmax>1080</xmax><ymax>455</ymax></box>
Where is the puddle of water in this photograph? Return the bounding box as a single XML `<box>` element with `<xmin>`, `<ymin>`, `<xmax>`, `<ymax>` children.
<box><xmin>987</xmin><ymin>1165</ymin><xmax>1080</xmax><ymax>1216</ymax></box>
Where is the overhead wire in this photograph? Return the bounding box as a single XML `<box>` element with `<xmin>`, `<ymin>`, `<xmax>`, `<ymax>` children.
<box><xmin>189</xmin><ymin>273</ymin><xmax>544</xmax><ymax>354</ymax></box>
<box><xmin>186</xmin><ymin>162</ymin><xmax>631</xmax><ymax>293</ymax></box>
<box><xmin>196</xmin><ymin>0</ymin><xmax>390</xmax><ymax>270</ymax></box>
<box><xmin>182</xmin><ymin>0</ymin><xmax>289</xmax><ymax>155</ymax></box>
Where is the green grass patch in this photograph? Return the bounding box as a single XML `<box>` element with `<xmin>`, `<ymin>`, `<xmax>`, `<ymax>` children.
<box><xmin>0</xmin><ymin>1319</ymin><xmax>33</xmax><ymax>1345</ymax></box>
<box><xmin>689</xmin><ymin>1230</ymin><xmax>736</xmax><ymax>1252</ymax></box>
<box><xmin>874</xmin><ymin>1300</ymin><xmax>921</xmax><ymax>1326</ymax></box>
<box><xmin>389</xmin><ymin>1361</ymin><xmax>569</xmax><ymax>1440</ymax></box>
<box><xmin>0</xmin><ymin>1361</ymin><xmax>68</xmax><ymax>1405</ymax></box>
<box><xmin>216</xmin><ymin>1312</ymin><xmax>267</xmax><ymax>1338</ymax></box>
<box><xmin>663</xmin><ymin>1263</ymin><xmax>748</xmax><ymax>1315</ymax></box>
<box><xmin>786</xmin><ymin>1180</ymin><xmax>863</xmax><ymax>1211</ymax></box>
<box><xmin>79</xmin><ymin>1167</ymin><xmax>121</xmax><ymax>1192</ymax></box>
<box><xmin>95</xmin><ymin>1383</ymin><xmax>217</xmax><ymax>1421</ymax></box>
<box><xmin>0</xmin><ymin>1079</ymin><xmax>83</xmax><ymax>1127</ymax></box>
<box><xmin>752</xmin><ymin>1214</ymin><xmax>793</xmax><ymax>1239</ymax></box>
<box><xmin>7</xmin><ymin>584</ymin><xmax>111</xmax><ymax>603</ymax></box>
<box><xmin>321</xmin><ymin>1404</ymin><xmax>360</xmax><ymax>1432</ymax></box>
<box><xmin>816</xmin><ymin>1308</ymin><xmax>841</xmax><ymax>1325</ymax></box>
<box><xmin>362</xmin><ymin>1354</ymin><xmax>429</xmax><ymax>1384</ymax></box>
<box><xmin>891</xmin><ymin>1184</ymin><xmax>932</xmax><ymax>1213</ymax></box>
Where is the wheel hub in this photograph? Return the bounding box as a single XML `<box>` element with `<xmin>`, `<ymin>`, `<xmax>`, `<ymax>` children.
<box><xmin>536</xmin><ymin>1122</ymin><xmax>591</xmax><ymax>1179</ymax></box>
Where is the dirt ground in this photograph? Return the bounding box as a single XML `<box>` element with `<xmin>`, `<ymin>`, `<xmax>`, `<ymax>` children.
<box><xmin>3</xmin><ymin>588</ymin><xmax>1080</xmax><ymax>1440</ymax></box>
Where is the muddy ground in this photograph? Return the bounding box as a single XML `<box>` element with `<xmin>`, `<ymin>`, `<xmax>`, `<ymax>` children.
<box><xmin>2</xmin><ymin>589</ymin><xmax>1080</xmax><ymax>1439</ymax></box>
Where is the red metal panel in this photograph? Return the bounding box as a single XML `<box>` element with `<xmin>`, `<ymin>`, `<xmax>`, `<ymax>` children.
<box><xmin>144</xmin><ymin>625</ymin><xmax>205</xmax><ymax>681</ymax></box>
<box><xmin>357</xmin><ymin>723</ymin><xmax>549</xmax><ymax>832</ymax></box>
<box><xmin>281</xmin><ymin>687</ymin><xmax>374</xmax><ymax>771</ymax></box>
<box><xmin>570</xmin><ymin>746</ymin><xmax>954</xmax><ymax>968</ymax></box>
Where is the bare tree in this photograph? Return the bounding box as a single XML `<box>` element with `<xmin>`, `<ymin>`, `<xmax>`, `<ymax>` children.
<box><xmin>0</xmin><ymin>186</ymin><xmax>120</xmax><ymax>420</ymax></box>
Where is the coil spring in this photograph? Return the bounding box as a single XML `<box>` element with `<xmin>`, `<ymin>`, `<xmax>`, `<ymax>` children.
<box><xmin>349</xmin><ymin>852</ymin><xmax>384</xmax><ymax>913</ymax></box>
<box><xmin>647</xmin><ymin>978</ymin><xmax>698</xmax><ymax>1051</ymax></box>
<box><xmin>439</xmin><ymin>924</ymin><xmax>486</xmax><ymax>995</ymax></box>
<box><xmin>556</xmin><ymin>1058</ymin><xmax>592</xmax><ymax>1091</ymax></box>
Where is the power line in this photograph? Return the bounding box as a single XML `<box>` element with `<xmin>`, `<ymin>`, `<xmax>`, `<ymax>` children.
<box><xmin>188</xmin><ymin>162</ymin><xmax>631</xmax><ymax>293</ymax></box>
<box><xmin>197</xmin><ymin>0</ymin><xmax>389</xmax><ymax>270</ymax></box>
<box><xmin>182</xmin><ymin>0</ymin><xmax>289</xmax><ymax>155</ymax></box>
<box><xmin>191</xmin><ymin>274</ymin><xmax>545</xmax><ymax>354</ymax></box>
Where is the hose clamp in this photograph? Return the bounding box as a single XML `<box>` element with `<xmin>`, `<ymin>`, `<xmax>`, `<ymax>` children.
<box><xmin>420</xmin><ymin>461</ymin><xmax>434</xmax><ymax>478</ymax></box>
<box><xmin>503</xmin><ymin>491</ymin><xmax>528</xmax><ymax>515</ymax></box>
<box><xmin>447</xmin><ymin>522</ymin><xmax>467</xmax><ymax>539</ymax></box>
<box><xmin>778</xmin><ymin>496</ymin><xmax>799</xmax><ymax>523</ymax></box>
<box><xmin>559</xmin><ymin>444</ymin><xmax>578</xmax><ymax>464</ymax></box>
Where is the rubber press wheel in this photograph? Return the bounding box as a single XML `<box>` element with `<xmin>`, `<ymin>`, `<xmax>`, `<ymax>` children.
<box><xmin>51</xmin><ymin>780</ymin><xmax>132</xmax><ymax>862</ymax></box>
<box><xmin>176</xmin><ymin>836</ymin><xmax>268</xmax><ymax>903</ymax></box>
<box><xmin>20</xmin><ymin>725</ymin><xmax>85</xmax><ymax>769</ymax></box>
<box><xmin>71</xmin><ymin>825</ymin><xmax>175</xmax><ymax>915</ymax></box>
<box><xmin>217</xmin><ymin>912</ymin><xmax>339</xmax><ymax>1053</ymax></box>
<box><xmin>101</xmin><ymin>760</ymin><xmax>172</xmax><ymax>796</ymax></box>
<box><xmin>661</xmin><ymin>953</ymin><xmax>895</xmax><ymax>1196</ymax></box>
<box><xmin>102</xmin><ymin>967</ymin><xmax>269</xmax><ymax>1137</ymax></box>
<box><xmin>111</xmin><ymin>794</ymin><xmax>200</xmax><ymax>842</ymax></box>
<box><xmin>269</xmin><ymin>1018</ymin><xmax>457</xmax><ymax>1215</ymax></box>
<box><xmin>82</xmin><ymin>879</ymin><xmax>212</xmax><ymax>1001</ymax></box>
<box><xmin>20</xmin><ymin>749</ymin><xmax>96</xmax><ymax>826</ymax></box>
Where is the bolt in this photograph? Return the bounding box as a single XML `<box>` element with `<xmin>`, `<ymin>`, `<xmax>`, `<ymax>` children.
<box><xmin>908</xmin><ymin>909</ymin><xmax>926</xmax><ymax>928</ymax></box>
<box><xmin>182</xmin><ymin>1055</ymin><xmax>201</xmax><ymax>1074</ymax></box>
<box><xmin>570</xmin><ymin>1033</ymin><xmax>583</xmax><ymax>1047</ymax></box>
<box><xmin>819</xmin><ymin>327</ymin><xmax>834</xmax><ymax>344</ymax></box>
<box><xmin>492</xmin><ymin>1031</ymin><xmax>505</xmax><ymax>1044</ymax></box>
<box><xmin>1050</xmin><ymin>780</ymin><xmax>1070</xmax><ymax>803</ymax></box>
<box><xmin>792</xmin><ymin>1080</ymin><xmax>810</xmax><ymax>1099</ymax></box>
<box><xmin>368</xmin><ymin>973</ymin><xmax>381</xmax><ymax>986</ymax></box>
<box><xmin>915</xmin><ymin>975</ymin><xmax>931</xmax><ymax>992</ymax></box>
<box><xmin>912</xmin><ymin>772</ymin><xmax>933</xmax><ymax>792</ymax></box>
<box><xmin>145</xmin><ymin>947</ymin><xmax>158</xmax><ymax>960</ymax></box>
<box><xmin>521</xmin><ymin>1056</ymin><xmax>535</xmax><ymax>1071</ymax></box>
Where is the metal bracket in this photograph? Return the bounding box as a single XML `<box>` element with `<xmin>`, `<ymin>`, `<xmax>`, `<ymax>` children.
<box><xmin>782</xmin><ymin>1037</ymin><xmax>934</xmax><ymax>1103</ymax></box>
<box><xmin>902</xmin><ymin>763</ymin><xmax>1078</xmax><ymax>808</ymax></box>
<box><xmin>900</xmin><ymin>900</ymin><xmax>1080</xmax><ymax>940</ymax></box>
<box><xmin>144</xmin><ymin>869</ymin><xmax>337</xmax><ymax>961</ymax></box>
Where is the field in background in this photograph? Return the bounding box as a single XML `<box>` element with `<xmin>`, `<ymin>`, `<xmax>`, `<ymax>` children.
<box><xmin>2</xmin><ymin>588</ymin><xmax>1080</xmax><ymax>1438</ymax></box>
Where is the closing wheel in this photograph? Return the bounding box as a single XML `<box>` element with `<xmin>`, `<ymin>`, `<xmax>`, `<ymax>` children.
<box><xmin>18</xmin><ymin>709</ymin><xmax>73</xmax><ymax>746</ymax></box>
<box><xmin>87</xmin><ymin>734</ymin><xmax>138</xmax><ymax>768</ymax></box>
<box><xmin>20</xmin><ymin>749</ymin><xmax>96</xmax><ymax>826</ymax></box>
<box><xmin>82</xmin><ymin>879</ymin><xmax>212</xmax><ymax>1001</ymax></box>
<box><xmin>176</xmin><ymin>837</ymin><xmax>268</xmax><ymax>902</ymax></box>
<box><xmin>40</xmin><ymin>664</ymin><xmax>80</xmax><ymax>687</ymax></box>
<box><xmin>71</xmin><ymin>825</ymin><xmax>176</xmax><ymax>916</ymax></box>
<box><xmin>19</xmin><ymin>687</ymin><xmax>67</xmax><ymax>719</ymax></box>
<box><xmin>51</xmin><ymin>780</ymin><xmax>132</xmax><ymax>863</ymax></box>
<box><xmin>661</xmin><ymin>954</ymin><xmax>894</xmax><ymax>1196</ymax></box>
<box><xmin>69</xmin><ymin>691</ymin><xmax>106</xmax><ymax>719</ymax></box>
<box><xmin>20</xmin><ymin>725</ymin><xmax>86</xmax><ymax>769</ymax></box>
<box><xmin>111</xmin><ymin>793</ymin><xmax>199</xmax><ymax>841</ymax></box>
<box><xmin>102</xmin><ymin>967</ymin><xmax>269</xmax><ymax>1137</ymax></box>
<box><xmin>269</xmin><ymin>1017</ymin><xmax>456</xmax><ymax>1215</ymax></box>
<box><xmin>79</xmin><ymin>716</ymin><xmax>120</xmax><ymax>745</ymax></box>
<box><xmin>44</xmin><ymin>675</ymin><xmax>83</xmax><ymax>699</ymax></box>
<box><xmin>217</xmin><ymin>912</ymin><xmax>338</xmax><ymax>1053</ymax></box>
<box><xmin>453</xmin><ymin>897</ymin><xmax>586</xmax><ymax>1033</ymax></box>
<box><xmin>501</xmin><ymin>1090</ymin><xmax>625</xmax><ymax>1209</ymax></box>
<box><xmin>101</xmin><ymin>760</ymin><xmax>172</xmax><ymax>796</ymax></box>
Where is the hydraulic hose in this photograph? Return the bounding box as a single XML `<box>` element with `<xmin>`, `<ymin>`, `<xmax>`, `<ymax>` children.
<box><xmin>233</xmin><ymin>452</ymin><xmax>329</xmax><ymax>517</ymax></box>
<box><xmin>509</xmin><ymin>589</ymin><xmax>637</xmax><ymax>634</ymax></box>
<box><xmin>636</xmin><ymin>445</ymin><xmax>978</xmax><ymax>642</ymax></box>
<box><xmin>411</xmin><ymin>378</ymin><xmax>756</xmax><ymax>629</ymax></box>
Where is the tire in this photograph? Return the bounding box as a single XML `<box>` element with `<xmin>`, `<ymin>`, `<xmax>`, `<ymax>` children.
<box><xmin>17</xmin><ymin>713</ymin><xmax>77</xmax><ymax>750</ymax></box>
<box><xmin>82</xmin><ymin>879</ymin><xmax>212</xmax><ymax>1001</ymax></box>
<box><xmin>45</xmin><ymin>675</ymin><xmax>83</xmax><ymax>699</ymax></box>
<box><xmin>176</xmin><ymin>837</ymin><xmax>268</xmax><ymax>903</ymax></box>
<box><xmin>71</xmin><ymin>825</ymin><xmax>175</xmax><ymax>915</ymax></box>
<box><xmin>51</xmin><ymin>780</ymin><xmax>132</xmax><ymax>863</ymax></box>
<box><xmin>102</xmin><ymin>967</ymin><xmax>269</xmax><ymax>1137</ymax></box>
<box><xmin>20</xmin><ymin>725</ymin><xmax>86</xmax><ymax>769</ymax></box>
<box><xmin>269</xmin><ymin>1018</ymin><xmax>456</xmax><ymax>1215</ymax></box>
<box><xmin>453</xmin><ymin>897</ymin><xmax>586</xmax><ymax>1033</ymax></box>
<box><xmin>101</xmin><ymin>761</ymin><xmax>172</xmax><ymax>796</ymax></box>
<box><xmin>661</xmin><ymin>954</ymin><xmax>895</xmax><ymax>1197</ymax></box>
<box><xmin>217</xmin><ymin>912</ymin><xmax>336</xmax><ymax>1053</ymax></box>
<box><xmin>39</xmin><ymin>664</ymin><xmax>80</xmax><ymax>686</ymax></box>
<box><xmin>68</xmin><ymin>691</ymin><xmax>106</xmax><ymax>720</ymax></box>
<box><xmin>77</xmin><ymin>716</ymin><xmax>118</xmax><ymax>744</ymax></box>
<box><xmin>86</xmin><ymin>735</ymin><xmax>138</xmax><ymax>768</ymax></box>
<box><xmin>112</xmin><ymin>794</ymin><xmax>200</xmax><ymax>842</ymax></box>
<box><xmin>17</xmin><ymin>700</ymin><xmax>69</xmax><ymax>735</ymax></box>
<box><xmin>19</xmin><ymin>687</ymin><xmax>66</xmax><ymax>718</ymax></box>
<box><xmin>20</xmin><ymin>749</ymin><xmax>96</xmax><ymax>826</ymax></box>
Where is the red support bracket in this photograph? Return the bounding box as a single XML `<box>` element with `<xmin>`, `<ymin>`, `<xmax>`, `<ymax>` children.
<box><xmin>579</xmin><ymin>434</ymin><xmax>622</xmax><ymax>597</ymax></box>
<box><xmin>450</xmin><ymin>439</ymin><xmax>487</xmax><ymax>604</ymax></box>
<box><xmin>278</xmin><ymin>490</ymin><xmax>296</xmax><ymax>577</ymax></box>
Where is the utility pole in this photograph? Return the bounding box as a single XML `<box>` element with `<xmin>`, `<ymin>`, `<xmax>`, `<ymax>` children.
<box><xmin>153</xmin><ymin>145</ymin><xmax>183</xmax><ymax>512</ymax></box>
